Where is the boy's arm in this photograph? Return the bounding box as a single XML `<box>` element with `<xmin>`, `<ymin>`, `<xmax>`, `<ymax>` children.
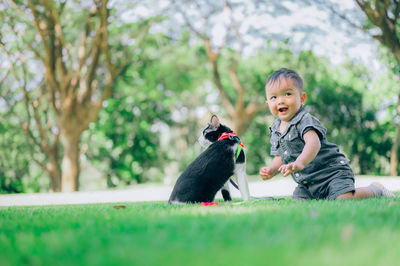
<box><xmin>279</xmin><ymin>130</ymin><xmax>321</xmax><ymax>177</ymax></box>
<box><xmin>260</xmin><ymin>156</ymin><xmax>282</xmax><ymax>180</ymax></box>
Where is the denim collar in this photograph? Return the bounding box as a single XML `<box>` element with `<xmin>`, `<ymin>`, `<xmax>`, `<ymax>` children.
<box><xmin>269</xmin><ymin>106</ymin><xmax>307</xmax><ymax>133</ymax></box>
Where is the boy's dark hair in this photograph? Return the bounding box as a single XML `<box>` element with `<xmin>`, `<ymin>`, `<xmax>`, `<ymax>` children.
<box><xmin>266</xmin><ymin>68</ymin><xmax>303</xmax><ymax>91</ymax></box>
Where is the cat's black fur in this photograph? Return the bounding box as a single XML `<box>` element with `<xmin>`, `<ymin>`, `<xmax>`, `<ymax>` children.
<box><xmin>168</xmin><ymin>115</ymin><xmax>249</xmax><ymax>204</ymax></box>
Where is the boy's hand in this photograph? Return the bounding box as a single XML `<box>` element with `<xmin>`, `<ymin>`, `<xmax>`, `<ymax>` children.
<box><xmin>259</xmin><ymin>167</ymin><xmax>278</xmax><ymax>180</ymax></box>
<box><xmin>279</xmin><ymin>161</ymin><xmax>305</xmax><ymax>177</ymax></box>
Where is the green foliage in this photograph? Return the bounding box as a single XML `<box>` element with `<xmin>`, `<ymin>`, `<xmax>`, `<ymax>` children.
<box><xmin>236</xmin><ymin>43</ymin><xmax>392</xmax><ymax>175</ymax></box>
<box><xmin>1</xmin><ymin>2</ymin><xmax>398</xmax><ymax>192</ymax></box>
<box><xmin>85</xmin><ymin>32</ymin><xmax>209</xmax><ymax>186</ymax></box>
<box><xmin>0</xmin><ymin>119</ymin><xmax>28</xmax><ymax>193</ymax></box>
<box><xmin>0</xmin><ymin>88</ymin><xmax>46</xmax><ymax>193</ymax></box>
<box><xmin>296</xmin><ymin>53</ymin><xmax>392</xmax><ymax>174</ymax></box>
<box><xmin>1</xmin><ymin>198</ymin><xmax>400</xmax><ymax>265</ymax></box>
<box><xmin>0</xmin><ymin>119</ymin><xmax>46</xmax><ymax>194</ymax></box>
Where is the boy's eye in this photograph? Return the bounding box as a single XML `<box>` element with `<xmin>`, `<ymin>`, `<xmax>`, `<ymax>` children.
<box><xmin>285</xmin><ymin>93</ymin><xmax>292</xmax><ymax>96</ymax></box>
<box><xmin>270</xmin><ymin>96</ymin><xmax>277</xmax><ymax>100</ymax></box>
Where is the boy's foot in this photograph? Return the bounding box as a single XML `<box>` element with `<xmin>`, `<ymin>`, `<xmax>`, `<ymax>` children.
<box><xmin>371</xmin><ymin>182</ymin><xmax>396</xmax><ymax>198</ymax></box>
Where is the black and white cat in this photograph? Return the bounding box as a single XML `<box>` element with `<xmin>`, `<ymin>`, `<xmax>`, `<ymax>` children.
<box><xmin>168</xmin><ymin>115</ymin><xmax>250</xmax><ymax>204</ymax></box>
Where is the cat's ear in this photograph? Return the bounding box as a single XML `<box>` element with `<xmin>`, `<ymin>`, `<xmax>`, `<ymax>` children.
<box><xmin>210</xmin><ymin>115</ymin><xmax>220</xmax><ymax>128</ymax></box>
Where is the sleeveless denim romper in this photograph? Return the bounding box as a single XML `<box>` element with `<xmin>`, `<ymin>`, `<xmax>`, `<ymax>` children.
<box><xmin>269</xmin><ymin>107</ymin><xmax>355</xmax><ymax>200</ymax></box>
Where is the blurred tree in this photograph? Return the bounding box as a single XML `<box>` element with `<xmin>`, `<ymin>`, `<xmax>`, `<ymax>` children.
<box><xmin>298</xmin><ymin>55</ymin><xmax>391</xmax><ymax>175</ymax></box>
<box><xmin>324</xmin><ymin>0</ymin><xmax>400</xmax><ymax>175</ymax></box>
<box><xmin>172</xmin><ymin>0</ymin><xmax>268</xmax><ymax>136</ymax></box>
<box><xmin>168</xmin><ymin>0</ymin><xmax>356</xmax><ymax>137</ymax></box>
<box><xmin>0</xmin><ymin>0</ymin><xmax>153</xmax><ymax>191</ymax></box>
<box><xmin>85</xmin><ymin>32</ymin><xmax>209</xmax><ymax>187</ymax></box>
<box><xmin>1</xmin><ymin>0</ymin><xmax>395</xmax><ymax>194</ymax></box>
<box><xmin>241</xmin><ymin>43</ymin><xmax>391</xmax><ymax>175</ymax></box>
<box><xmin>355</xmin><ymin>0</ymin><xmax>400</xmax><ymax>176</ymax></box>
<box><xmin>355</xmin><ymin>1</ymin><xmax>400</xmax><ymax>63</ymax></box>
<box><xmin>0</xmin><ymin>84</ymin><xmax>28</xmax><ymax>193</ymax></box>
<box><xmin>121</xmin><ymin>0</ymin><xmax>392</xmax><ymax>177</ymax></box>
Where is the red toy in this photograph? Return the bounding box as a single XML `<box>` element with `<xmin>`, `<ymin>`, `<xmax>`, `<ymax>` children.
<box><xmin>201</xmin><ymin>202</ymin><xmax>219</xmax><ymax>207</ymax></box>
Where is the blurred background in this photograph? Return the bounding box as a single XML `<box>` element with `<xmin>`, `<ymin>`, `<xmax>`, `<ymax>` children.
<box><xmin>0</xmin><ymin>0</ymin><xmax>399</xmax><ymax>194</ymax></box>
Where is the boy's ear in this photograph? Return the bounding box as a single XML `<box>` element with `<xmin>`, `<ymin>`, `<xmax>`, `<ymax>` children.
<box><xmin>300</xmin><ymin>92</ymin><xmax>307</xmax><ymax>105</ymax></box>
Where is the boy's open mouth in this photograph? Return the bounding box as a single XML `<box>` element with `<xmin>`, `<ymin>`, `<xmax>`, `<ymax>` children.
<box><xmin>279</xmin><ymin>107</ymin><xmax>288</xmax><ymax>113</ymax></box>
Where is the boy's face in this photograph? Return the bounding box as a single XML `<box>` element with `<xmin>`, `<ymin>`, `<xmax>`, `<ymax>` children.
<box><xmin>265</xmin><ymin>77</ymin><xmax>306</xmax><ymax>122</ymax></box>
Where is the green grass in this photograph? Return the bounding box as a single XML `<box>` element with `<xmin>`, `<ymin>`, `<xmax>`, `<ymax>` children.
<box><xmin>1</xmin><ymin>197</ymin><xmax>400</xmax><ymax>266</ymax></box>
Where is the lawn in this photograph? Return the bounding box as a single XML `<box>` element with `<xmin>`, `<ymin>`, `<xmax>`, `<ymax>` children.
<box><xmin>1</xmin><ymin>197</ymin><xmax>399</xmax><ymax>266</ymax></box>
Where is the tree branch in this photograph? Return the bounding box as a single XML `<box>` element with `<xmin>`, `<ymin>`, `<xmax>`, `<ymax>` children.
<box><xmin>175</xmin><ymin>2</ymin><xmax>206</xmax><ymax>39</ymax></box>
<box><xmin>42</xmin><ymin>0</ymin><xmax>69</xmax><ymax>81</ymax></box>
<box><xmin>204</xmin><ymin>38</ymin><xmax>235</xmax><ymax>117</ymax></box>
<box><xmin>228</xmin><ymin>65</ymin><xmax>245</xmax><ymax>115</ymax></box>
<box><xmin>327</xmin><ymin>2</ymin><xmax>368</xmax><ymax>34</ymax></box>
<box><xmin>225</xmin><ymin>0</ymin><xmax>244</xmax><ymax>53</ymax></box>
<box><xmin>246</xmin><ymin>101</ymin><xmax>267</xmax><ymax>117</ymax></box>
<box><xmin>394</xmin><ymin>0</ymin><xmax>400</xmax><ymax>25</ymax></box>
<box><xmin>0</xmin><ymin>41</ymin><xmax>46</xmax><ymax>156</ymax></box>
<box><xmin>355</xmin><ymin>0</ymin><xmax>400</xmax><ymax>64</ymax></box>
<box><xmin>28</xmin><ymin>0</ymin><xmax>60</xmax><ymax>92</ymax></box>
<box><xmin>27</xmin><ymin>0</ymin><xmax>51</xmax><ymax>68</ymax></box>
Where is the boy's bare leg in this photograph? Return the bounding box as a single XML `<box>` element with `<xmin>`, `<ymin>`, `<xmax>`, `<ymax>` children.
<box><xmin>336</xmin><ymin>182</ymin><xmax>395</xmax><ymax>200</ymax></box>
<box><xmin>336</xmin><ymin>187</ymin><xmax>375</xmax><ymax>200</ymax></box>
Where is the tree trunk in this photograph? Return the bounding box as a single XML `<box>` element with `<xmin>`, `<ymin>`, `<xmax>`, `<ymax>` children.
<box><xmin>390</xmin><ymin>137</ymin><xmax>398</xmax><ymax>176</ymax></box>
<box><xmin>390</xmin><ymin>94</ymin><xmax>400</xmax><ymax>176</ymax></box>
<box><xmin>61</xmin><ymin>135</ymin><xmax>80</xmax><ymax>192</ymax></box>
<box><xmin>47</xmin><ymin>155</ymin><xmax>62</xmax><ymax>192</ymax></box>
<box><xmin>234</xmin><ymin>115</ymin><xmax>250</xmax><ymax>137</ymax></box>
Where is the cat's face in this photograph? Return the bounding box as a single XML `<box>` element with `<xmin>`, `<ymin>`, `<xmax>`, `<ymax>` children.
<box><xmin>198</xmin><ymin>115</ymin><xmax>233</xmax><ymax>148</ymax></box>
